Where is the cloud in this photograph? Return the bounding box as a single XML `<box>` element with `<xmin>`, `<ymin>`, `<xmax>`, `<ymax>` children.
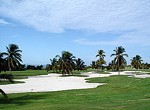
<box><xmin>0</xmin><ymin>0</ymin><xmax>150</xmax><ymax>46</ymax></box>
<box><xmin>74</xmin><ymin>30</ymin><xmax>150</xmax><ymax>46</ymax></box>
<box><xmin>0</xmin><ymin>0</ymin><xmax>149</xmax><ymax>32</ymax></box>
<box><xmin>10</xmin><ymin>34</ymin><xmax>19</xmax><ymax>38</ymax></box>
<box><xmin>0</xmin><ymin>19</ymin><xmax>9</xmax><ymax>24</ymax></box>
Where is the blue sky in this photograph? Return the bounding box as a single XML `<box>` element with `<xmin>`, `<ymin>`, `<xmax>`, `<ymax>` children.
<box><xmin>0</xmin><ymin>0</ymin><xmax>150</xmax><ymax>65</ymax></box>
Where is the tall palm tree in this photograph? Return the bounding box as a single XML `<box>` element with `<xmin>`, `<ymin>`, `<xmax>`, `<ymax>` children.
<box><xmin>131</xmin><ymin>55</ymin><xmax>143</xmax><ymax>72</ymax></box>
<box><xmin>96</xmin><ymin>50</ymin><xmax>106</xmax><ymax>72</ymax></box>
<box><xmin>110</xmin><ymin>46</ymin><xmax>128</xmax><ymax>75</ymax></box>
<box><xmin>3</xmin><ymin>44</ymin><xmax>22</xmax><ymax>74</ymax></box>
<box><xmin>56</xmin><ymin>51</ymin><xmax>75</xmax><ymax>75</ymax></box>
<box><xmin>75</xmin><ymin>58</ymin><xmax>85</xmax><ymax>73</ymax></box>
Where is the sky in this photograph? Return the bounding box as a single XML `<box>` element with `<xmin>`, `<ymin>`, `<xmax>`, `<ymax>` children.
<box><xmin>0</xmin><ymin>0</ymin><xmax>150</xmax><ymax>66</ymax></box>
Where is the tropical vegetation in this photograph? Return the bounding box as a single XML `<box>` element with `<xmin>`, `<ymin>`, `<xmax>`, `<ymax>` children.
<box><xmin>131</xmin><ymin>55</ymin><xmax>143</xmax><ymax>72</ymax></box>
<box><xmin>96</xmin><ymin>49</ymin><xmax>106</xmax><ymax>72</ymax></box>
<box><xmin>46</xmin><ymin>51</ymin><xmax>87</xmax><ymax>75</ymax></box>
<box><xmin>110</xmin><ymin>46</ymin><xmax>128</xmax><ymax>75</ymax></box>
<box><xmin>2</xmin><ymin>44</ymin><xmax>22</xmax><ymax>74</ymax></box>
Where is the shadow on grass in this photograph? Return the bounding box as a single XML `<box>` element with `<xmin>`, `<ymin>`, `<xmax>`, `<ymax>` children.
<box><xmin>0</xmin><ymin>93</ymin><xmax>50</xmax><ymax>106</ymax></box>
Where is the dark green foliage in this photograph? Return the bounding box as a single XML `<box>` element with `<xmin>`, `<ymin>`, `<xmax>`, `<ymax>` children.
<box><xmin>0</xmin><ymin>74</ymin><xmax>13</xmax><ymax>83</ymax></box>
<box><xmin>110</xmin><ymin>46</ymin><xmax>128</xmax><ymax>74</ymax></box>
<box><xmin>131</xmin><ymin>55</ymin><xmax>143</xmax><ymax>69</ymax></box>
<box><xmin>2</xmin><ymin>44</ymin><xmax>22</xmax><ymax>74</ymax></box>
<box><xmin>75</xmin><ymin>58</ymin><xmax>86</xmax><ymax>73</ymax></box>
<box><xmin>96</xmin><ymin>49</ymin><xmax>106</xmax><ymax>72</ymax></box>
<box><xmin>26</xmin><ymin>65</ymin><xmax>43</xmax><ymax>70</ymax></box>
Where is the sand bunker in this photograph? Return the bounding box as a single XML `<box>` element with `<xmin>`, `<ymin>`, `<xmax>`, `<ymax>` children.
<box><xmin>1</xmin><ymin>71</ymin><xmax>150</xmax><ymax>94</ymax></box>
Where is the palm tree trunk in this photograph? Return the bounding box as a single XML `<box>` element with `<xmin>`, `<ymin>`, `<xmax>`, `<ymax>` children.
<box><xmin>9</xmin><ymin>67</ymin><xmax>11</xmax><ymax>75</ymax></box>
<box><xmin>101</xmin><ymin>66</ymin><xmax>103</xmax><ymax>72</ymax></box>
<box><xmin>118</xmin><ymin>57</ymin><xmax>120</xmax><ymax>75</ymax></box>
<box><xmin>118</xmin><ymin>66</ymin><xmax>120</xmax><ymax>75</ymax></box>
<box><xmin>0</xmin><ymin>89</ymin><xmax>9</xmax><ymax>100</ymax></box>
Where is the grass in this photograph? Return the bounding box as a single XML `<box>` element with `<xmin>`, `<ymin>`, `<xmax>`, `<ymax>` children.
<box><xmin>61</xmin><ymin>75</ymin><xmax>88</xmax><ymax>77</ymax></box>
<box><xmin>0</xmin><ymin>81</ymin><xmax>25</xmax><ymax>85</ymax></box>
<box><xmin>1</xmin><ymin>70</ymin><xmax>50</xmax><ymax>76</ymax></box>
<box><xmin>96</xmin><ymin>71</ymin><xmax>111</xmax><ymax>74</ymax></box>
<box><xmin>1</xmin><ymin>75</ymin><xmax>150</xmax><ymax>109</ymax></box>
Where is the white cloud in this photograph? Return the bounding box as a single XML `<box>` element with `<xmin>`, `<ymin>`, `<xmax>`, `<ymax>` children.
<box><xmin>10</xmin><ymin>34</ymin><xmax>19</xmax><ymax>38</ymax></box>
<box><xmin>74</xmin><ymin>31</ymin><xmax>150</xmax><ymax>46</ymax></box>
<box><xmin>0</xmin><ymin>19</ymin><xmax>9</xmax><ymax>24</ymax></box>
<box><xmin>0</xmin><ymin>0</ymin><xmax>150</xmax><ymax>45</ymax></box>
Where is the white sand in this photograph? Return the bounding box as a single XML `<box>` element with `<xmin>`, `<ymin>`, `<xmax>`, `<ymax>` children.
<box><xmin>1</xmin><ymin>71</ymin><xmax>150</xmax><ymax>94</ymax></box>
<box><xmin>0</xmin><ymin>73</ymin><xmax>103</xmax><ymax>94</ymax></box>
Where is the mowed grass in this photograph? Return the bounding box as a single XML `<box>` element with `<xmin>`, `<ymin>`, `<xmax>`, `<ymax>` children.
<box><xmin>1</xmin><ymin>75</ymin><xmax>150</xmax><ymax>110</ymax></box>
<box><xmin>1</xmin><ymin>70</ymin><xmax>50</xmax><ymax>76</ymax></box>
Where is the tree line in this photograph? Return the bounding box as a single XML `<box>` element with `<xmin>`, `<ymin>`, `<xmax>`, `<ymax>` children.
<box><xmin>91</xmin><ymin>46</ymin><xmax>150</xmax><ymax>74</ymax></box>
<box><xmin>46</xmin><ymin>51</ymin><xmax>86</xmax><ymax>75</ymax></box>
<box><xmin>1</xmin><ymin>44</ymin><xmax>150</xmax><ymax>75</ymax></box>
<box><xmin>0</xmin><ymin>44</ymin><xmax>150</xmax><ymax>100</ymax></box>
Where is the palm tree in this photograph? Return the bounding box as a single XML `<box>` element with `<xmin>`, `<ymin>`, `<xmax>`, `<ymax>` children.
<box><xmin>50</xmin><ymin>58</ymin><xmax>58</xmax><ymax>72</ymax></box>
<box><xmin>0</xmin><ymin>52</ymin><xmax>7</xmax><ymax>73</ymax></box>
<box><xmin>56</xmin><ymin>51</ymin><xmax>75</xmax><ymax>75</ymax></box>
<box><xmin>96</xmin><ymin>50</ymin><xmax>106</xmax><ymax>72</ymax></box>
<box><xmin>131</xmin><ymin>55</ymin><xmax>143</xmax><ymax>73</ymax></box>
<box><xmin>2</xmin><ymin>44</ymin><xmax>22</xmax><ymax>74</ymax></box>
<box><xmin>99</xmin><ymin>58</ymin><xmax>106</xmax><ymax>71</ymax></box>
<box><xmin>75</xmin><ymin>58</ymin><xmax>85</xmax><ymax>73</ymax></box>
<box><xmin>45</xmin><ymin>64</ymin><xmax>52</xmax><ymax>72</ymax></box>
<box><xmin>110</xmin><ymin>46</ymin><xmax>128</xmax><ymax>75</ymax></box>
<box><xmin>90</xmin><ymin>61</ymin><xmax>96</xmax><ymax>71</ymax></box>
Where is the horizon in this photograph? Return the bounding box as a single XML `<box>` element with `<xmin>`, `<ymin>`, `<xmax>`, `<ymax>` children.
<box><xmin>0</xmin><ymin>0</ymin><xmax>150</xmax><ymax>66</ymax></box>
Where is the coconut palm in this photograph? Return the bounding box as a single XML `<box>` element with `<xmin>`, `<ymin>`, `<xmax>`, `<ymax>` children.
<box><xmin>75</xmin><ymin>58</ymin><xmax>85</xmax><ymax>73</ymax></box>
<box><xmin>0</xmin><ymin>52</ymin><xmax>7</xmax><ymax>73</ymax></box>
<box><xmin>0</xmin><ymin>89</ymin><xmax>9</xmax><ymax>100</ymax></box>
<box><xmin>50</xmin><ymin>58</ymin><xmax>58</xmax><ymax>72</ymax></box>
<box><xmin>96</xmin><ymin>50</ymin><xmax>106</xmax><ymax>71</ymax></box>
<box><xmin>131</xmin><ymin>55</ymin><xmax>143</xmax><ymax>72</ymax></box>
<box><xmin>90</xmin><ymin>61</ymin><xmax>96</xmax><ymax>71</ymax></box>
<box><xmin>99</xmin><ymin>58</ymin><xmax>106</xmax><ymax>71</ymax></box>
<box><xmin>2</xmin><ymin>44</ymin><xmax>22</xmax><ymax>74</ymax></box>
<box><xmin>45</xmin><ymin>64</ymin><xmax>52</xmax><ymax>72</ymax></box>
<box><xmin>110</xmin><ymin>46</ymin><xmax>128</xmax><ymax>75</ymax></box>
<box><xmin>56</xmin><ymin>51</ymin><xmax>75</xmax><ymax>75</ymax></box>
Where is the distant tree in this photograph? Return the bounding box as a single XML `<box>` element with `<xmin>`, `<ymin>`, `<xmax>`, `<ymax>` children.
<box><xmin>110</xmin><ymin>46</ymin><xmax>128</xmax><ymax>75</ymax></box>
<box><xmin>90</xmin><ymin>61</ymin><xmax>96</xmax><ymax>71</ymax></box>
<box><xmin>15</xmin><ymin>64</ymin><xmax>25</xmax><ymax>71</ymax></box>
<box><xmin>50</xmin><ymin>58</ymin><xmax>58</xmax><ymax>72</ymax></box>
<box><xmin>96</xmin><ymin>50</ymin><xmax>106</xmax><ymax>72</ymax></box>
<box><xmin>99</xmin><ymin>58</ymin><xmax>106</xmax><ymax>71</ymax></box>
<box><xmin>131</xmin><ymin>55</ymin><xmax>143</xmax><ymax>72</ymax></box>
<box><xmin>36</xmin><ymin>65</ymin><xmax>43</xmax><ymax>70</ymax></box>
<box><xmin>0</xmin><ymin>52</ymin><xmax>7</xmax><ymax>72</ymax></box>
<box><xmin>75</xmin><ymin>58</ymin><xmax>85</xmax><ymax>73</ymax></box>
<box><xmin>45</xmin><ymin>64</ymin><xmax>52</xmax><ymax>72</ymax></box>
<box><xmin>27</xmin><ymin>65</ymin><xmax>36</xmax><ymax>70</ymax></box>
<box><xmin>2</xmin><ymin>44</ymin><xmax>22</xmax><ymax>74</ymax></box>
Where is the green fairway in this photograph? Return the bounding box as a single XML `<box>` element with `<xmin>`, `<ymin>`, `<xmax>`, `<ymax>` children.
<box><xmin>1</xmin><ymin>70</ymin><xmax>50</xmax><ymax>77</ymax></box>
<box><xmin>1</xmin><ymin>75</ymin><xmax>150</xmax><ymax>110</ymax></box>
